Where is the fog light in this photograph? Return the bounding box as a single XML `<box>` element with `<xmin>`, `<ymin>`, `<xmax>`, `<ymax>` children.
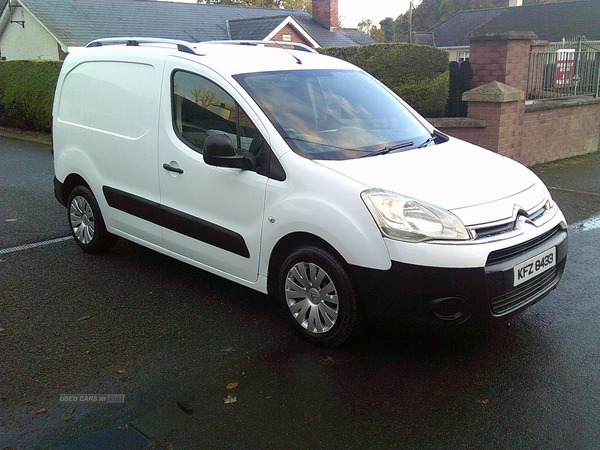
<box><xmin>431</xmin><ymin>297</ymin><xmax>470</xmax><ymax>323</ymax></box>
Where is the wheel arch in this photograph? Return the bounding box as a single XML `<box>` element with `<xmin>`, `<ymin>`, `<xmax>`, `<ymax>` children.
<box><xmin>60</xmin><ymin>173</ymin><xmax>91</xmax><ymax>205</ymax></box>
<box><xmin>267</xmin><ymin>231</ymin><xmax>352</xmax><ymax>297</ymax></box>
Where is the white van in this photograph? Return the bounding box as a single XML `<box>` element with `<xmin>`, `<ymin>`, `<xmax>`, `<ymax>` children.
<box><xmin>53</xmin><ymin>38</ymin><xmax>568</xmax><ymax>346</ymax></box>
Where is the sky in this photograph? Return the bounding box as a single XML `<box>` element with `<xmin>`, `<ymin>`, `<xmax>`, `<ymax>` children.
<box><xmin>339</xmin><ymin>0</ymin><xmax>410</xmax><ymax>28</ymax></box>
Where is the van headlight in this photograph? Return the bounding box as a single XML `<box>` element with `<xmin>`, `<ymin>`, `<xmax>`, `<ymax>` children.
<box><xmin>361</xmin><ymin>189</ymin><xmax>471</xmax><ymax>243</ymax></box>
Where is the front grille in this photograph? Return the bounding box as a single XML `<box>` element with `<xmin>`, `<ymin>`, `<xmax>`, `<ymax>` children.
<box><xmin>474</xmin><ymin>205</ymin><xmax>547</xmax><ymax>241</ymax></box>
<box><xmin>491</xmin><ymin>266</ymin><xmax>559</xmax><ymax>316</ymax></box>
<box><xmin>486</xmin><ymin>225</ymin><xmax>562</xmax><ymax>266</ymax></box>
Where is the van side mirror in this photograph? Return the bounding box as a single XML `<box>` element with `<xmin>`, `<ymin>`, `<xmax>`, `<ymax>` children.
<box><xmin>203</xmin><ymin>134</ymin><xmax>255</xmax><ymax>170</ymax></box>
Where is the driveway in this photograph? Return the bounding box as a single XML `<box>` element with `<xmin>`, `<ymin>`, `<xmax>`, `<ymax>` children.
<box><xmin>2</xmin><ymin>136</ymin><xmax>600</xmax><ymax>449</ymax></box>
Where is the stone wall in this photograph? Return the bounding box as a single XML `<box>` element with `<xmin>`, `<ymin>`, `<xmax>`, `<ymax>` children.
<box><xmin>522</xmin><ymin>97</ymin><xmax>600</xmax><ymax>165</ymax></box>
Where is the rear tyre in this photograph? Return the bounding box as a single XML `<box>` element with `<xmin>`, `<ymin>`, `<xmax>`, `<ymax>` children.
<box><xmin>67</xmin><ymin>186</ymin><xmax>118</xmax><ymax>254</ymax></box>
<box><xmin>278</xmin><ymin>246</ymin><xmax>360</xmax><ymax>347</ymax></box>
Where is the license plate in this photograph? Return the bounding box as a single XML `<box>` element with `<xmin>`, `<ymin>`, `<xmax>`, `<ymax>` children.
<box><xmin>513</xmin><ymin>247</ymin><xmax>556</xmax><ymax>287</ymax></box>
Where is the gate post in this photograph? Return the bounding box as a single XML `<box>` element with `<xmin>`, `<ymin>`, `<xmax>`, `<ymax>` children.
<box><xmin>469</xmin><ymin>31</ymin><xmax>538</xmax><ymax>93</ymax></box>
<box><xmin>463</xmin><ymin>81</ymin><xmax>526</xmax><ymax>162</ymax></box>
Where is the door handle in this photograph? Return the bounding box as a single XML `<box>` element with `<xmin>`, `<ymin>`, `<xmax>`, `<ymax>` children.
<box><xmin>163</xmin><ymin>163</ymin><xmax>183</xmax><ymax>174</ymax></box>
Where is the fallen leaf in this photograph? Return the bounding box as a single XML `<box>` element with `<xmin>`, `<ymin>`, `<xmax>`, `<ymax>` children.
<box><xmin>117</xmin><ymin>369</ymin><xmax>127</xmax><ymax>374</ymax></box>
<box><xmin>61</xmin><ymin>405</ymin><xmax>76</xmax><ymax>422</ymax></box>
<box><xmin>320</xmin><ymin>356</ymin><xmax>336</xmax><ymax>365</ymax></box>
<box><xmin>226</xmin><ymin>382</ymin><xmax>239</xmax><ymax>390</ymax></box>
<box><xmin>5</xmin><ymin>218</ymin><xmax>17</xmax><ymax>222</ymax></box>
<box><xmin>224</xmin><ymin>395</ymin><xmax>237</xmax><ymax>404</ymax></box>
<box><xmin>177</xmin><ymin>401</ymin><xmax>194</xmax><ymax>415</ymax></box>
<box><xmin>31</xmin><ymin>408</ymin><xmax>46</xmax><ymax>415</ymax></box>
<box><xmin>476</xmin><ymin>399</ymin><xmax>489</xmax><ymax>408</ymax></box>
<box><xmin>77</xmin><ymin>315</ymin><xmax>91</xmax><ymax>322</ymax></box>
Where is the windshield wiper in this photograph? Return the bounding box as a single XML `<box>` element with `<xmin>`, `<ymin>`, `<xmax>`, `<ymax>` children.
<box><xmin>359</xmin><ymin>141</ymin><xmax>414</xmax><ymax>158</ymax></box>
<box><xmin>418</xmin><ymin>130</ymin><xmax>450</xmax><ymax>148</ymax></box>
<box><xmin>417</xmin><ymin>135</ymin><xmax>436</xmax><ymax>148</ymax></box>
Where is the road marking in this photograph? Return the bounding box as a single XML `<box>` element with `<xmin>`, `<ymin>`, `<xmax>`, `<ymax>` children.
<box><xmin>0</xmin><ymin>236</ymin><xmax>73</xmax><ymax>255</ymax></box>
<box><xmin>548</xmin><ymin>186</ymin><xmax>600</xmax><ymax>197</ymax></box>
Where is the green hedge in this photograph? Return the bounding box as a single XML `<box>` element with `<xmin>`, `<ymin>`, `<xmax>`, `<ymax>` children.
<box><xmin>0</xmin><ymin>44</ymin><xmax>448</xmax><ymax>131</ymax></box>
<box><xmin>0</xmin><ymin>60</ymin><xmax>62</xmax><ymax>132</ymax></box>
<box><xmin>319</xmin><ymin>43</ymin><xmax>449</xmax><ymax>118</ymax></box>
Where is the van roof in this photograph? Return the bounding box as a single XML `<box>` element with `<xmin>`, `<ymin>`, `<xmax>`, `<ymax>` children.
<box><xmin>68</xmin><ymin>38</ymin><xmax>355</xmax><ymax>76</ymax></box>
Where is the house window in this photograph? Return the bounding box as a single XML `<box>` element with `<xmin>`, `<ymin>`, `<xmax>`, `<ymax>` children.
<box><xmin>457</xmin><ymin>51</ymin><xmax>469</xmax><ymax>63</ymax></box>
<box><xmin>282</xmin><ymin>35</ymin><xmax>292</xmax><ymax>42</ymax></box>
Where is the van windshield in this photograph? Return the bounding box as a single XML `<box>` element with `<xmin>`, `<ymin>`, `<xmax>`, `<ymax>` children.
<box><xmin>234</xmin><ymin>69</ymin><xmax>431</xmax><ymax>160</ymax></box>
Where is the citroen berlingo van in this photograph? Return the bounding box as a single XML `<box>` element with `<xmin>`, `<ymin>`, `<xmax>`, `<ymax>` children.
<box><xmin>53</xmin><ymin>38</ymin><xmax>568</xmax><ymax>346</ymax></box>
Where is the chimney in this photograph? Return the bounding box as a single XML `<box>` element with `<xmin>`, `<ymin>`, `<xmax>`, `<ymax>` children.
<box><xmin>509</xmin><ymin>0</ymin><xmax>522</xmax><ymax>6</ymax></box>
<box><xmin>312</xmin><ymin>0</ymin><xmax>339</xmax><ymax>30</ymax></box>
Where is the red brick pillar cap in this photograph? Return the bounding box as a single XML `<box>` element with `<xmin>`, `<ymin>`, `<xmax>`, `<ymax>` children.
<box><xmin>462</xmin><ymin>80</ymin><xmax>525</xmax><ymax>103</ymax></box>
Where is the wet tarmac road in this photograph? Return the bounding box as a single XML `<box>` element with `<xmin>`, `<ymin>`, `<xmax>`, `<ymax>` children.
<box><xmin>2</xmin><ymin>137</ymin><xmax>600</xmax><ymax>449</ymax></box>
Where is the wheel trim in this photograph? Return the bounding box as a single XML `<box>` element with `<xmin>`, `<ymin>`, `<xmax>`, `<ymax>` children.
<box><xmin>70</xmin><ymin>196</ymin><xmax>95</xmax><ymax>245</ymax></box>
<box><xmin>285</xmin><ymin>262</ymin><xmax>339</xmax><ymax>334</ymax></box>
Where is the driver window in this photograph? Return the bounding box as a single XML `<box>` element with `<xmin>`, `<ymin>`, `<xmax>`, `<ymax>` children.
<box><xmin>172</xmin><ymin>70</ymin><xmax>267</xmax><ymax>174</ymax></box>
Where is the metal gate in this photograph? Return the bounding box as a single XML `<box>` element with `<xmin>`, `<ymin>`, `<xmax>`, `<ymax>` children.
<box><xmin>527</xmin><ymin>37</ymin><xmax>600</xmax><ymax>101</ymax></box>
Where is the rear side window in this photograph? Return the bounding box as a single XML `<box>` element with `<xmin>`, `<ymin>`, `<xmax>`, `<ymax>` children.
<box><xmin>57</xmin><ymin>61</ymin><xmax>155</xmax><ymax>139</ymax></box>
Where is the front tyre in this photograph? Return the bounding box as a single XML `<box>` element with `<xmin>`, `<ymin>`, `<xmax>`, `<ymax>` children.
<box><xmin>278</xmin><ymin>246</ymin><xmax>360</xmax><ymax>347</ymax></box>
<box><xmin>67</xmin><ymin>186</ymin><xmax>118</xmax><ymax>254</ymax></box>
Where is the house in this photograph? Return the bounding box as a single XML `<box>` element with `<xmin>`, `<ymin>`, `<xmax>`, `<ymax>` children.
<box><xmin>0</xmin><ymin>0</ymin><xmax>374</xmax><ymax>60</ymax></box>
<box><xmin>426</xmin><ymin>0</ymin><xmax>600</xmax><ymax>62</ymax></box>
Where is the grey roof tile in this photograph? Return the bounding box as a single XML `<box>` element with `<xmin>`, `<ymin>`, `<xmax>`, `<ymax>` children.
<box><xmin>338</xmin><ymin>28</ymin><xmax>377</xmax><ymax>46</ymax></box>
<box><xmin>472</xmin><ymin>0</ymin><xmax>600</xmax><ymax>42</ymax></box>
<box><xmin>428</xmin><ymin>0</ymin><xmax>600</xmax><ymax>47</ymax></box>
<box><xmin>428</xmin><ymin>8</ymin><xmax>508</xmax><ymax>47</ymax></box>
<box><xmin>16</xmin><ymin>0</ymin><xmax>364</xmax><ymax>47</ymax></box>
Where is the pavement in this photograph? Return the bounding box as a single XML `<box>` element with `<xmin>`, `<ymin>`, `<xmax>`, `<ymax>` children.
<box><xmin>531</xmin><ymin>150</ymin><xmax>600</xmax><ymax>226</ymax></box>
<box><xmin>1</xmin><ymin>127</ymin><xmax>599</xmax><ymax>449</ymax></box>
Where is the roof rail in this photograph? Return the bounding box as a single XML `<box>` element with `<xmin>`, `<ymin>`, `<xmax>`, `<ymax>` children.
<box><xmin>204</xmin><ymin>40</ymin><xmax>318</xmax><ymax>54</ymax></box>
<box><xmin>86</xmin><ymin>37</ymin><xmax>198</xmax><ymax>55</ymax></box>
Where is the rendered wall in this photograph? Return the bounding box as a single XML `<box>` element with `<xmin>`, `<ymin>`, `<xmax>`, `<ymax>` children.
<box><xmin>0</xmin><ymin>5</ymin><xmax>60</xmax><ymax>60</ymax></box>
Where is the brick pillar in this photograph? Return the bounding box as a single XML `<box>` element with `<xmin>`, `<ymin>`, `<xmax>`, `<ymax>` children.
<box><xmin>463</xmin><ymin>81</ymin><xmax>526</xmax><ymax>163</ymax></box>
<box><xmin>469</xmin><ymin>31</ymin><xmax>538</xmax><ymax>92</ymax></box>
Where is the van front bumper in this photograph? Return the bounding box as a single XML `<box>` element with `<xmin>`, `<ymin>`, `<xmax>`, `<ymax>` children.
<box><xmin>349</xmin><ymin>225</ymin><xmax>568</xmax><ymax>328</ymax></box>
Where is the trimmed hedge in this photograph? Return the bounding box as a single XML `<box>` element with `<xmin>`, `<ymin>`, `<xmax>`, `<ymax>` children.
<box><xmin>319</xmin><ymin>43</ymin><xmax>449</xmax><ymax>118</ymax></box>
<box><xmin>0</xmin><ymin>44</ymin><xmax>449</xmax><ymax>131</ymax></box>
<box><xmin>0</xmin><ymin>60</ymin><xmax>62</xmax><ymax>132</ymax></box>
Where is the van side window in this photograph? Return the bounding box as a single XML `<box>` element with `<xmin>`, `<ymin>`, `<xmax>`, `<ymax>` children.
<box><xmin>172</xmin><ymin>71</ymin><xmax>264</xmax><ymax>167</ymax></box>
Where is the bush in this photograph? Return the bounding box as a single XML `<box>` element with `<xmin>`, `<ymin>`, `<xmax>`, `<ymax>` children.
<box><xmin>319</xmin><ymin>43</ymin><xmax>449</xmax><ymax>118</ymax></box>
<box><xmin>0</xmin><ymin>60</ymin><xmax>62</xmax><ymax>132</ymax></box>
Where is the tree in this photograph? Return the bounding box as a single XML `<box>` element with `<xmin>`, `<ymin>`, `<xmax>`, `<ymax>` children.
<box><xmin>379</xmin><ymin>18</ymin><xmax>395</xmax><ymax>42</ymax></box>
<box><xmin>357</xmin><ymin>19</ymin><xmax>385</xmax><ymax>42</ymax></box>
